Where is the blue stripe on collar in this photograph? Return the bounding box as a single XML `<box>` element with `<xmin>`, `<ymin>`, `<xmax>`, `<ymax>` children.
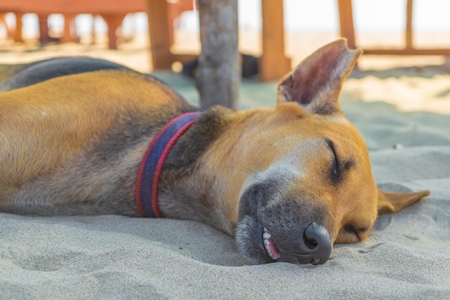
<box><xmin>136</xmin><ymin>112</ymin><xmax>199</xmax><ymax>217</ymax></box>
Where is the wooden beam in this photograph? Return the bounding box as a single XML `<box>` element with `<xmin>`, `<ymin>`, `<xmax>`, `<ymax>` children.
<box><xmin>337</xmin><ymin>0</ymin><xmax>356</xmax><ymax>49</ymax></box>
<box><xmin>260</xmin><ymin>0</ymin><xmax>291</xmax><ymax>82</ymax></box>
<box><xmin>363</xmin><ymin>48</ymin><xmax>450</xmax><ymax>56</ymax></box>
<box><xmin>0</xmin><ymin>0</ymin><xmax>143</xmax><ymax>15</ymax></box>
<box><xmin>144</xmin><ymin>0</ymin><xmax>173</xmax><ymax>69</ymax></box>
<box><xmin>336</xmin><ymin>0</ymin><xmax>450</xmax><ymax>57</ymax></box>
<box><xmin>405</xmin><ymin>0</ymin><xmax>413</xmax><ymax>49</ymax></box>
<box><xmin>172</xmin><ymin>54</ymin><xmax>197</xmax><ymax>62</ymax></box>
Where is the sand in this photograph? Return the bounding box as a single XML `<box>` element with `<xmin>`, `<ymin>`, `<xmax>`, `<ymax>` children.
<box><xmin>0</xmin><ymin>31</ymin><xmax>449</xmax><ymax>299</ymax></box>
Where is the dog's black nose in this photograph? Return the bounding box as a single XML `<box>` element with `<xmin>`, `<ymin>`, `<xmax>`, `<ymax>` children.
<box><xmin>294</xmin><ymin>222</ymin><xmax>332</xmax><ymax>264</ymax></box>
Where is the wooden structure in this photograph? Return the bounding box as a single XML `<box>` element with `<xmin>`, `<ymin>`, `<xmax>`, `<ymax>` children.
<box><xmin>4</xmin><ymin>0</ymin><xmax>450</xmax><ymax>82</ymax></box>
<box><xmin>144</xmin><ymin>0</ymin><xmax>290</xmax><ymax>81</ymax></box>
<box><xmin>1</xmin><ymin>0</ymin><xmax>291</xmax><ymax>81</ymax></box>
<box><xmin>338</xmin><ymin>0</ymin><xmax>450</xmax><ymax>55</ymax></box>
<box><xmin>144</xmin><ymin>0</ymin><xmax>196</xmax><ymax>69</ymax></box>
<box><xmin>260</xmin><ymin>0</ymin><xmax>291</xmax><ymax>81</ymax></box>
<box><xmin>167</xmin><ymin>0</ymin><xmax>194</xmax><ymax>46</ymax></box>
<box><xmin>0</xmin><ymin>14</ymin><xmax>10</xmax><ymax>39</ymax></box>
<box><xmin>0</xmin><ymin>0</ymin><xmax>144</xmax><ymax>49</ymax></box>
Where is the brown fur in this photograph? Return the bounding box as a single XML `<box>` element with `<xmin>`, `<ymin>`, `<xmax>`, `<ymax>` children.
<box><xmin>0</xmin><ymin>39</ymin><xmax>429</xmax><ymax>264</ymax></box>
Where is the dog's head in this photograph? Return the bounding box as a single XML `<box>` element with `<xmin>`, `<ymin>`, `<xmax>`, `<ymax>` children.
<box><xmin>217</xmin><ymin>39</ymin><xmax>429</xmax><ymax>265</ymax></box>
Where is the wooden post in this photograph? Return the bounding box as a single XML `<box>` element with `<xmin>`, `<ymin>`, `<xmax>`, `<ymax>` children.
<box><xmin>101</xmin><ymin>14</ymin><xmax>125</xmax><ymax>50</ymax></box>
<box><xmin>197</xmin><ymin>0</ymin><xmax>239</xmax><ymax>110</ymax></box>
<box><xmin>38</xmin><ymin>14</ymin><xmax>50</xmax><ymax>44</ymax></box>
<box><xmin>260</xmin><ymin>0</ymin><xmax>291</xmax><ymax>82</ymax></box>
<box><xmin>61</xmin><ymin>14</ymin><xmax>76</xmax><ymax>43</ymax></box>
<box><xmin>144</xmin><ymin>0</ymin><xmax>173</xmax><ymax>69</ymax></box>
<box><xmin>337</xmin><ymin>0</ymin><xmax>356</xmax><ymax>49</ymax></box>
<box><xmin>14</xmin><ymin>13</ymin><xmax>23</xmax><ymax>42</ymax></box>
<box><xmin>405</xmin><ymin>0</ymin><xmax>413</xmax><ymax>49</ymax></box>
<box><xmin>90</xmin><ymin>15</ymin><xmax>97</xmax><ymax>45</ymax></box>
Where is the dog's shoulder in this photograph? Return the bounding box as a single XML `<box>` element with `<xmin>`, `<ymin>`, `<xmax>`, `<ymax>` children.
<box><xmin>0</xmin><ymin>57</ymin><xmax>137</xmax><ymax>92</ymax></box>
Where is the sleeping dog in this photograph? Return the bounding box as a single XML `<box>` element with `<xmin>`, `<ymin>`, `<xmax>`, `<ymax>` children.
<box><xmin>0</xmin><ymin>39</ymin><xmax>429</xmax><ymax>265</ymax></box>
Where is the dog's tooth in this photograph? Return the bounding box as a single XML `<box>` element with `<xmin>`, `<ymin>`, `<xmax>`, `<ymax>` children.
<box><xmin>262</xmin><ymin>227</ymin><xmax>279</xmax><ymax>261</ymax></box>
<box><xmin>263</xmin><ymin>236</ymin><xmax>279</xmax><ymax>261</ymax></box>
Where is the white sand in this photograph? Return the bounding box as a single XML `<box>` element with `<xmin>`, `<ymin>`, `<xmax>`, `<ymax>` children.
<box><xmin>0</xmin><ymin>32</ymin><xmax>449</xmax><ymax>299</ymax></box>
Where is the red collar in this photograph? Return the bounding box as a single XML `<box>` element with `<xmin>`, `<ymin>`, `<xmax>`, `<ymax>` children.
<box><xmin>135</xmin><ymin>112</ymin><xmax>199</xmax><ymax>217</ymax></box>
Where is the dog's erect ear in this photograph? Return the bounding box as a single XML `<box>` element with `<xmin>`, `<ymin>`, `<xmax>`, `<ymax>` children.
<box><xmin>377</xmin><ymin>190</ymin><xmax>430</xmax><ymax>214</ymax></box>
<box><xmin>277</xmin><ymin>39</ymin><xmax>361</xmax><ymax>114</ymax></box>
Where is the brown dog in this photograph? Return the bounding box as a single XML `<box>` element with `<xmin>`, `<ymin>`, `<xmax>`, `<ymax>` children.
<box><xmin>0</xmin><ymin>39</ymin><xmax>429</xmax><ymax>265</ymax></box>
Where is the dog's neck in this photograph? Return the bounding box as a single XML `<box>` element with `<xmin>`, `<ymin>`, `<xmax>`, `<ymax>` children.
<box><xmin>136</xmin><ymin>112</ymin><xmax>200</xmax><ymax>218</ymax></box>
<box><xmin>157</xmin><ymin>106</ymin><xmax>265</xmax><ymax>235</ymax></box>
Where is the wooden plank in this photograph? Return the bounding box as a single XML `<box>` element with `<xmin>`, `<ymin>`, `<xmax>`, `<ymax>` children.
<box><xmin>172</xmin><ymin>54</ymin><xmax>198</xmax><ymax>62</ymax></box>
<box><xmin>337</xmin><ymin>0</ymin><xmax>356</xmax><ymax>49</ymax></box>
<box><xmin>406</xmin><ymin>0</ymin><xmax>413</xmax><ymax>49</ymax></box>
<box><xmin>144</xmin><ymin>0</ymin><xmax>173</xmax><ymax>69</ymax></box>
<box><xmin>260</xmin><ymin>0</ymin><xmax>291</xmax><ymax>82</ymax></box>
<box><xmin>363</xmin><ymin>48</ymin><xmax>450</xmax><ymax>56</ymax></box>
<box><xmin>0</xmin><ymin>0</ymin><xmax>143</xmax><ymax>15</ymax></box>
<box><xmin>197</xmin><ymin>0</ymin><xmax>239</xmax><ymax>109</ymax></box>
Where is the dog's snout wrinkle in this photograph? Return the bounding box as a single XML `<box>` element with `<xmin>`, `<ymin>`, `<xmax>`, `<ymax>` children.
<box><xmin>247</xmin><ymin>180</ymin><xmax>283</xmax><ymax>210</ymax></box>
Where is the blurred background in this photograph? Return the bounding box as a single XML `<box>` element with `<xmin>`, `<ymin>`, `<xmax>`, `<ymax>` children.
<box><xmin>2</xmin><ymin>0</ymin><xmax>450</xmax><ymax>70</ymax></box>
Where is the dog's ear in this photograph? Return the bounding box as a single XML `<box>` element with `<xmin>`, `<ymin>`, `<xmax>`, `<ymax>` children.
<box><xmin>277</xmin><ymin>39</ymin><xmax>361</xmax><ymax>114</ymax></box>
<box><xmin>377</xmin><ymin>190</ymin><xmax>430</xmax><ymax>214</ymax></box>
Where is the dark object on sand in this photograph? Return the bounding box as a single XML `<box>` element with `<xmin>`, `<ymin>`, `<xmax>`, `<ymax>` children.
<box><xmin>182</xmin><ymin>53</ymin><xmax>259</xmax><ymax>79</ymax></box>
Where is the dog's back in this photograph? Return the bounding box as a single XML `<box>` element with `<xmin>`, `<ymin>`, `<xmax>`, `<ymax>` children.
<box><xmin>0</xmin><ymin>57</ymin><xmax>147</xmax><ymax>92</ymax></box>
<box><xmin>0</xmin><ymin>58</ymin><xmax>196</xmax><ymax>215</ymax></box>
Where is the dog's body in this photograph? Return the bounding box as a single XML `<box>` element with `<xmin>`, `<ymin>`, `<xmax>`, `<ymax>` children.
<box><xmin>0</xmin><ymin>40</ymin><xmax>429</xmax><ymax>265</ymax></box>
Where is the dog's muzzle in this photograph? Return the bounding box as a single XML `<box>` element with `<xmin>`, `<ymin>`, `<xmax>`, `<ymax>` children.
<box><xmin>236</xmin><ymin>184</ymin><xmax>333</xmax><ymax>265</ymax></box>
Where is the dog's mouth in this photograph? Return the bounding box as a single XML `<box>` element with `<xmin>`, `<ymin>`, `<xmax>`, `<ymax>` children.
<box><xmin>242</xmin><ymin>218</ymin><xmax>331</xmax><ymax>265</ymax></box>
<box><xmin>237</xmin><ymin>205</ymin><xmax>332</xmax><ymax>265</ymax></box>
<box><xmin>239</xmin><ymin>218</ymin><xmax>282</xmax><ymax>264</ymax></box>
<box><xmin>257</xmin><ymin>225</ymin><xmax>281</xmax><ymax>261</ymax></box>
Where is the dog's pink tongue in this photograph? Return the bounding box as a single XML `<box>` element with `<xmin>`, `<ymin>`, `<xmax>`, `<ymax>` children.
<box><xmin>269</xmin><ymin>239</ymin><xmax>281</xmax><ymax>259</ymax></box>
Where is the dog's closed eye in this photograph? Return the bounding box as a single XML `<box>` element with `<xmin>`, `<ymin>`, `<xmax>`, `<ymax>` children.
<box><xmin>325</xmin><ymin>139</ymin><xmax>355</xmax><ymax>185</ymax></box>
<box><xmin>326</xmin><ymin>139</ymin><xmax>342</xmax><ymax>185</ymax></box>
<box><xmin>344</xmin><ymin>224</ymin><xmax>370</xmax><ymax>242</ymax></box>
